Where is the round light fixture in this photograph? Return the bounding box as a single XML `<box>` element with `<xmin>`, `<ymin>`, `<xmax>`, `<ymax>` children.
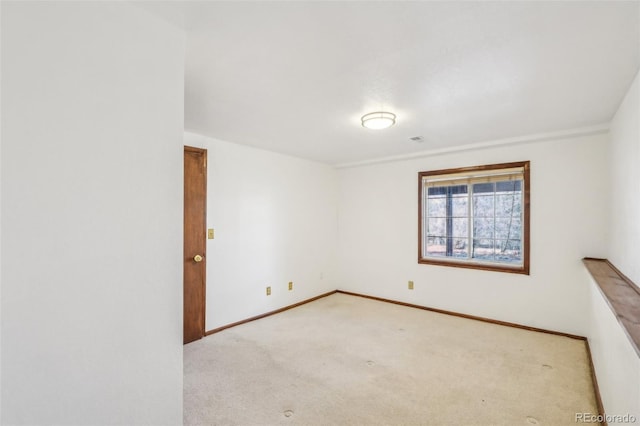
<box><xmin>361</xmin><ymin>111</ymin><xmax>396</xmax><ymax>130</ymax></box>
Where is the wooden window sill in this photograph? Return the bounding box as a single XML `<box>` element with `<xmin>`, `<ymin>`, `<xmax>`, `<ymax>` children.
<box><xmin>583</xmin><ymin>258</ymin><xmax>640</xmax><ymax>357</ymax></box>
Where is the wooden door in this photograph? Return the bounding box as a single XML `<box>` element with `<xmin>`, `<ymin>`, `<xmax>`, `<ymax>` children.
<box><xmin>184</xmin><ymin>146</ymin><xmax>207</xmax><ymax>344</ymax></box>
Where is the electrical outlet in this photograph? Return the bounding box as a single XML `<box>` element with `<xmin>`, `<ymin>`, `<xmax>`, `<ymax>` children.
<box><xmin>288</xmin><ymin>281</ymin><xmax>293</xmax><ymax>291</ymax></box>
<box><xmin>408</xmin><ymin>280</ymin><xmax>414</xmax><ymax>290</ymax></box>
<box><xmin>266</xmin><ymin>286</ymin><xmax>271</xmax><ymax>296</ymax></box>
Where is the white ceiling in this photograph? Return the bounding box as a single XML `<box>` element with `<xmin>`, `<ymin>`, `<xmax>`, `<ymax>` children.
<box><xmin>136</xmin><ymin>1</ymin><xmax>640</xmax><ymax>166</ymax></box>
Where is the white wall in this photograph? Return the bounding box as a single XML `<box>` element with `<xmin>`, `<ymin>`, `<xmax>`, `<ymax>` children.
<box><xmin>609</xmin><ymin>69</ymin><xmax>640</xmax><ymax>285</ymax></box>
<box><xmin>586</xmin><ymin>273</ymin><xmax>640</xmax><ymax>424</ymax></box>
<box><xmin>184</xmin><ymin>132</ymin><xmax>338</xmax><ymax>330</ymax></box>
<box><xmin>337</xmin><ymin>133</ymin><xmax>609</xmax><ymax>337</ymax></box>
<box><xmin>1</xmin><ymin>2</ymin><xmax>184</xmax><ymax>424</ymax></box>
<box><xmin>585</xmin><ymin>68</ymin><xmax>640</xmax><ymax>424</ymax></box>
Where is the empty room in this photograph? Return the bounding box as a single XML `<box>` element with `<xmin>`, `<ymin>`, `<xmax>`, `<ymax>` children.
<box><xmin>1</xmin><ymin>1</ymin><xmax>639</xmax><ymax>425</ymax></box>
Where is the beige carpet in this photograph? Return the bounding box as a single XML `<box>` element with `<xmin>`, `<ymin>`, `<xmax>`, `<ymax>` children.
<box><xmin>184</xmin><ymin>293</ymin><xmax>599</xmax><ymax>425</ymax></box>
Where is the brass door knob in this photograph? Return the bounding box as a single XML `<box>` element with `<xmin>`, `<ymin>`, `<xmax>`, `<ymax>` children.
<box><xmin>193</xmin><ymin>254</ymin><xmax>204</xmax><ymax>262</ymax></box>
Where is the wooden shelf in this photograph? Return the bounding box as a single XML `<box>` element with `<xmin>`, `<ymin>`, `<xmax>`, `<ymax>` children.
<box><xmin>583</xmin><ymin>258</ymin><xmax>640</xmax><ymax>357</ymax></box>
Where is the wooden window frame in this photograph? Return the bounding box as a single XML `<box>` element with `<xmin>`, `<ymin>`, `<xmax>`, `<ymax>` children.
<box><xmin>418</xmin><ymin>161</ymin><xmax>530</xmax><ymax>275</ymax></box>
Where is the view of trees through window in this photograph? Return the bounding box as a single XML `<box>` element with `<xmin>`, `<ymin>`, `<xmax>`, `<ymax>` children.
<box><xmin>419</xmin><ymin>161</ymin><xmax>529</xmax><ymax>274</ymax></box>
<box><xmin>424</xmin><ymin>180</ymin><xmax>523</xmax><ymax>264</ymax></box>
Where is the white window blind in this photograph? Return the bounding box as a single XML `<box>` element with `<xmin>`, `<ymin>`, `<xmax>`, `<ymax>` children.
<box><xmin>422</xmin><ymin>166</ymin><xmax>524</xmax><ymax>187</ymax></box>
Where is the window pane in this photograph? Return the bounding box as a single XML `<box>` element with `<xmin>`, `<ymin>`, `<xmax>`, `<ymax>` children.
<box><xmin>511</xmin><ymin>194</ymin><xmax>522</xmax><ymax>216</ymax></box>
<box><xmin>472</xmin><ymin>239</ymin><xmax>495</xmax><ymax>261</ymax></box>
<box><xmin>496</xmin><ymin>180</ymin><xmax>521</xmax><ymax>192</ymax></box>
<box><xmin>428</xmin><ymin>187</ymin><xmax>447</xmax><ymax>196</ymax></box>
<box><xmin>448</xmin><ymin>185</ymin><xmax>468</xmax><ymax>195</ymax></box>
<box><xmin>495</xmin><ymin>193</ymin><xmax>522</xmax><ymax>217</ymax></box>
<box><xmin>495</xmin><ymin>217</ymin><xmax>522</xmax><ymax>240</ymax></box>
<box><xmin>427</xmin><ymin>218</ymin><xmax>446</xmax><ymax>238</ymax></box>
<box><xmin>452</xmin><ymin>238</ymin><xmax>468</xmax><ymax>258</ymax></box>
<box><xmin>452</xmin><ymin>195</ymin><xmax>468</xmax><ymax>217</ymax></box>
<box><xmin>425</xmin><ymin>238</ymin><xmax>446</xmax><ymax>257</ymax></box>
<box><xmin>473</xmin><ymin>182</ymin><xmax>494</xmax><ymax>194</ymax></box>
<box><xmin>473</xmin><ymin>194</ymin><xmax>494</xmax><ymax>218</ymax></box>
<box><xmin>427</xmin><ymin>195</ymin><xmax>446</xmax><ymax>217</ymax></box>
<box><xmin>473</xmin><ymin>218</ymin><xmax>494</xmax><ymax>239</ymax></box>
<box><xmin>494</xmin><ymin>239</ymin><xmax>522</xmax><ymax>263</ymax></box>
<box><xmin>452</xmin><ymin>218</ymin><xmax>468</xmax><ymax>238</ymax></box>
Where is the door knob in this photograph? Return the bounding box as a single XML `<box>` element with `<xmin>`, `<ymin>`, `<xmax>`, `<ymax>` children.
<box><xmin>193</xmin><ymin>254</ymin><xmax>204</xmax><ymax>263</ymax></box>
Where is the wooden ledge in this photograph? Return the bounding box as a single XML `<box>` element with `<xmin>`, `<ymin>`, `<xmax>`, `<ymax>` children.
<box><xmin>583</xmin><ymin>258</ymin><xmax>640</xmax><ymax>357</ymax></box>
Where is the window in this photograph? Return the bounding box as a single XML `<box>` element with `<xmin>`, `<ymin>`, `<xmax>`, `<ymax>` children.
<box><xmin>418</xmin><ymin>161</ymin><xmax>530</xmax><ymax>274</ymax></box>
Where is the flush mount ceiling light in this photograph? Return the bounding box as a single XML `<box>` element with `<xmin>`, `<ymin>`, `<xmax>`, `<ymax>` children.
<box><xmin>361</xmin><ymin>111</ymin><xmax>396</xmax><ymax>130</ymax></box>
